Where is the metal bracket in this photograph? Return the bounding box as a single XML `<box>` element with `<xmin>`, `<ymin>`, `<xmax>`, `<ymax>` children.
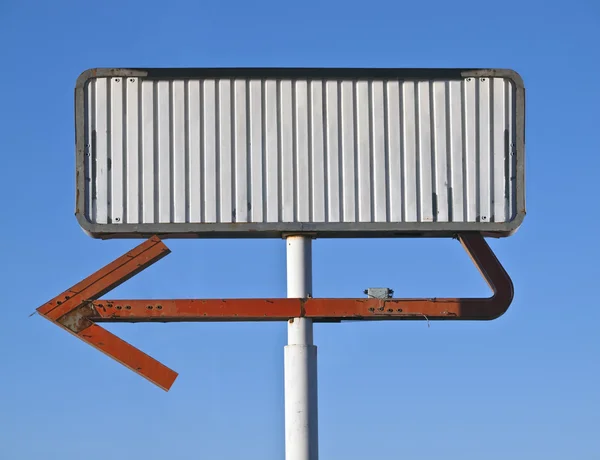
<box><xmin>36</xmin><ymin>233</ymin><xmax>513</xmax><ymax>390</ymax></box>
<box><xmin>364</xmin><ymin>288</ymin><xmax>394</xmax><ymax>299</ymax></box>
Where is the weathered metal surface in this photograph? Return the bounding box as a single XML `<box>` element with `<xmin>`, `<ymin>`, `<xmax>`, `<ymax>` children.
<box><xmin>36</xmin><ymin>236</ymin><xmax>177</xmax><ymax>391</ymax></box>
<box><xmin>37</xmin><ymin>233</ymin><xmax>512</xmax><ymax>390</ymax></box>
<box><xmin>56</xmin><ymin>302</ymin><xmax>96</xmax><ymax>333</ymax></box>
<box><xmin>75</xmin><ymin>68</ymin><xmax>525</xmax><ymax>239</ymax></box>
<box><xmin>38</xmin><ymin>236</ymin><xmax>170</xmax><ymax>320</ymax></box>
<box><xmin>97</xmin><ymin>234</ymin><xmax>512</xmax><ymax>322</ymax></box>
<box><xmin>364</xmin><ymin>287</ymin><xmax>394</xmax><ymax>299</ymax></box>
<box><xmin>72</xmin><ymin>323</ymin><xmax>177</xmax><ymax>391</ymax></box>
<box><xmin>92</xmin><ymin>298</ymin><xmax>301</xmax><ymax>321</ymax></box>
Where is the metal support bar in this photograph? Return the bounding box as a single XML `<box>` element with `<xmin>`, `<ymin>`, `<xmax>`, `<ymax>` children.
<box><xmin>285</xmin><ymin>235</ymin><xmax>318</xmax><ymax>460</ymax></box>
<box><xmin>36</xmin><ymin>233</ymin><xmax>513</xmax><ymax>391</ymax></box>
<box><xmin>96</xmin><ymin>233</ymin><xmax>513</xmax><ymax>322</ymax></box>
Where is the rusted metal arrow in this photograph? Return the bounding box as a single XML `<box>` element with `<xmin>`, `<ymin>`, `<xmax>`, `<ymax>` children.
<box><xmin>36</xmin><ymin>236</ymin><xmax>176</xmax><ymax>390</ymax></box>
<box><xmin>37</xmin><ymin>233</ymin><xmax>513</xmax><ymax>391</ymax></box>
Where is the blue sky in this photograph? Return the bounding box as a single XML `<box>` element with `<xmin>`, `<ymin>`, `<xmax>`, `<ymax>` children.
<box><xmin>1</xmin><ymin>1</ymin><xmax>599</xmax><ymax>459</ymax></box>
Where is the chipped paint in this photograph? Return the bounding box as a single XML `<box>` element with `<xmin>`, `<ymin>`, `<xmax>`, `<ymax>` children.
<box><xmin>36</xmin><ymin>233</ymin><xmax>512</xmax><ymax>391</ymax></box>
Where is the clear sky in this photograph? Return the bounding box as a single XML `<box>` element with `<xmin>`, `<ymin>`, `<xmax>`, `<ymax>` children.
<box><xmin>1</xmin><ymin>1</ymin><xmax>599</xmax><ymax>459</ymax></box>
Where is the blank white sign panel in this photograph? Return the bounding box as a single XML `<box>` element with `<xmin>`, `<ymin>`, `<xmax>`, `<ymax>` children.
<box><xmin>75</xmin><ymin>68</ymin><xmax>525</xmax><ymax>238</ymax></box>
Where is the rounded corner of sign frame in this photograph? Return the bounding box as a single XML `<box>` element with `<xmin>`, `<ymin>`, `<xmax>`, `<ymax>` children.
<box><xmin>74</xmin><ymin>212</ymin><xmax>97</xmax><ymax>238</ymax></box>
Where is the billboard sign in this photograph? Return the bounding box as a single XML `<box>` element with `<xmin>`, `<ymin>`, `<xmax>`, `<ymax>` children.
<box><xmin>75</xmin><ymin>68</ymin><xmax>525</xmax><ymax>239</ymax></box>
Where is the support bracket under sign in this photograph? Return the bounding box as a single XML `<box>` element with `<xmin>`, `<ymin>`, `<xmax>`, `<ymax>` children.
<box><xmin>36</xmin><ymin>233</ymin><xmax>513</xmax><ymax>391</ymax></box>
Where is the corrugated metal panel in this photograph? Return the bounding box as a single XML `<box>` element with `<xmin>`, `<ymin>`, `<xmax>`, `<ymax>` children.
<box><xmin>82</xmin><ymin>73</ymin><xmax>519</xmax><ymax>229</ymax></box>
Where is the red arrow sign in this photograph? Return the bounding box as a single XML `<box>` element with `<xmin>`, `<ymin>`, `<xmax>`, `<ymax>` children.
<box><xmin>37</xmin><ymin>233</ymin><xmax>512</xmax><ymax>391</ymax></box>
<box><xmin>37</xmin><ymin>236</ymin><xmax>178</xmax><ymax>391</ymax></box>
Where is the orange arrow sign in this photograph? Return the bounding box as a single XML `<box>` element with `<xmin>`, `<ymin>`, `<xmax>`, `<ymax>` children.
<box><xmin>37</xmin><ymin>233</ymin><xmax>512</xmax><ymax>391</ymax></box>
<box><xmin>37</xmin><ymin>236</ymin><xmax>177</xmax><ymax>391</ymax></box>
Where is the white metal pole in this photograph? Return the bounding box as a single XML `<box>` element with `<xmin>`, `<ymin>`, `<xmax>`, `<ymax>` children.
<box><xmin>285</xmin><ymin>235</ymin><xmax>318</xmax><ymax>460</ymax></box>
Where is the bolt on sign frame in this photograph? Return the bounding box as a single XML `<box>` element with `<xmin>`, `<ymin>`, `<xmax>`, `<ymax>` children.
<box><xmin>39</xmin><ymin>68</ymin><xmax>525</xmax><ymax>460</ymax></box>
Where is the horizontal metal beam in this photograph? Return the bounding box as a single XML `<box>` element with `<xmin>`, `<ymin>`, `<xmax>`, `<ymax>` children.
<box><xmin>36</xmin><ymin>233</ymin><xmax>512</xmax><ymax>390</ymax></box>
<box><xmin>93</xmin><ymin>233</ymin><xmax>512</xmax><ymax>322</ymax></box>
